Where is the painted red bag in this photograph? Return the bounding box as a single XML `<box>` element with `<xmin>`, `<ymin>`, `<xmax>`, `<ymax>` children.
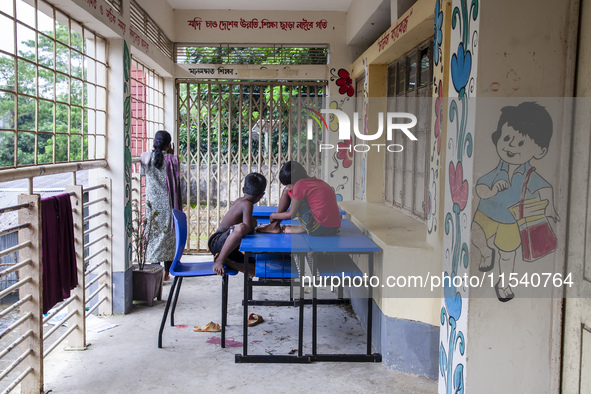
<box><xmin>508</xmin><ymin>167</ymin><xmax>558</xmax><ymax>262</ymax></box>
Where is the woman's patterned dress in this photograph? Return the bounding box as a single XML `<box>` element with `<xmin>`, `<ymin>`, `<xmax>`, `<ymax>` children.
<box><xmin>142</xmin><ymin>152</ymin><xmax>175</xmax><ymax>263</ymax></box>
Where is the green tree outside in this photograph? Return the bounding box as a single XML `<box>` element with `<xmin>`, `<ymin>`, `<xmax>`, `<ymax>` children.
<box><xmin>177</xmin><ymin>82</ymin><xmax>324</xmax><ymax>161</ymax></box>
<box><xmin>0</xmin><ymin>24</ymin><xmax>88</xmax><ymax>168</ymax></box>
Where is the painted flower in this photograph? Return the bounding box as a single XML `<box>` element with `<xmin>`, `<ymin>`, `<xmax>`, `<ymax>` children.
<box><xmin>449</xmin><ymin>161</ymin><xmax>468</xmax><ymax>211</ymax></box>
<box><xmin>444</xmin><ymin>271</ymin><xmax>462</xmax><ymax>321</ymax></box>
<box><xmin>451</xmin><ymin>43</ymin><xmax>472</xmax><ymax>93</ymax></box>
<box><xmin>336</xmin><ymin>69</ymin><xmax>355</xmax><ymax>97</ymax></box>
<box><xmin>433</xmin><ymin>0</ymin><xmax>443</xmax><ymax>65</ymax></box>
<box><xmin>434</xmin><ymin>81</ymin><xmax>443</xmax><ymax>154</ymax></box>
<box><xmin>336</xmin><ymin>139</ymin><xmax>353</xmax><ymax>168</ymax></box>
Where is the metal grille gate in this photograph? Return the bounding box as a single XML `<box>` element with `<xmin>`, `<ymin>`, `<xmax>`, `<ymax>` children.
<box><xmin>176</xmin><ymin>80</ymin><xmax>326</xmax><ymax>252</ymax></box>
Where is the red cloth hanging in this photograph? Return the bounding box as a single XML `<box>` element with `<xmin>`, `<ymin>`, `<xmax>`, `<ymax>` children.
<box><xmin>41</xmin><ymin>193</ymin><xmax>78</xmax><ymax>314</ymax></box>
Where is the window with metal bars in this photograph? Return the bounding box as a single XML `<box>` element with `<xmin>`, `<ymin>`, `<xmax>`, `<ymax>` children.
<box><xmin>130</xmin><ymin>57</ymin><xmax>165</xmax><ymax>158</ymax></box>
<box><xmin>130</xmin><ymin>0</ymin><xmax>173</xmax><ymax>60</ymax></box>
<box><xmin>176</xmin><ymin>80</ymin><xmax>326</xmax><ymax>251</ymax></box>
<box><xmin>176</xmin><ymin>45</ymin><xmax>329</xmax><ymax>65</ymax></box>
<box><xmin>0</xmin><ymin>0</ymin><xmax>108</xmax><ymax>168</ymax></box>
<box><xmin>385</xmin><ymin>38</ymin><xmax>433</xmax><ymax>220</ymax></box>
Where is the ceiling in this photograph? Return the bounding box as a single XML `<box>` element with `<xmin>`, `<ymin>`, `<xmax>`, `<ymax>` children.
<box><xmin>165</xmin><ymin>0</ymin><xmax>354</xmax><ymax>11</ymax></box>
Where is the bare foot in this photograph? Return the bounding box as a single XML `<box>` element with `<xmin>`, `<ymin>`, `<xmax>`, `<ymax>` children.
<box><xmin>281</xmin><ymin>225</ymin><xmax>306</xmax><ymax>234</ymax></box>
<box><xmin>225</xmin><ymin>259</ymin><xmax>256</xmax><ymax>277</ymax></box>
<box><xmin>214</xmin><ymin>254</ymin><xmax>255</xmax><ymax>277</ymax></box>
<box><xmin>256</xmin><ymin>223</ymin><xmax>282</xmax><ymax>234</ymax></box>
<box><xmin>213</xmin><ymin>253</ymin><xmax>225</xmax><ymax>276</ymax></box>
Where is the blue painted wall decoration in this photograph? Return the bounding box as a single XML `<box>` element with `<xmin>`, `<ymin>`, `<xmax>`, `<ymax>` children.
<box><xmin>439</xmin><ymin>1</ymin><xmax>479</xmax><ymax>393</ymax></box>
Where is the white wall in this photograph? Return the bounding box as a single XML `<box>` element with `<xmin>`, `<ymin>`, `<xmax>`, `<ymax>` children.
<box><xmin>136</xmin><ymin>0</ymin><xmax>175</xmax><ymax>41</ymax></box>
<box><xmin>390</xmin><ymin>0</ymin><xmax>415</xmax><ymax>22</ymax></box>
<box><xmin>465</xmin><ymin>0</ymin><xmax>576</xmax><ymax>392</ymax></box>
<box><xmin>346</xmin><ymin>0</ymin><xmax>391</xmax><ymax>47</ymax></box>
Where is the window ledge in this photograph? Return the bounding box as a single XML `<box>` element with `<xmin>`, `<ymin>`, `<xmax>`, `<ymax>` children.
<box><xmin>339</xmin><ymin>201</ymin><xmax>431</xmax><ymax>250</ymax></box>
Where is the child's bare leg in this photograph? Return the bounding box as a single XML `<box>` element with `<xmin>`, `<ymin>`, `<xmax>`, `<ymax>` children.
<box><xmin>281</xmin><ymin>225</ymin><xmax>306</xmax><ymax>234</ymax></box>
<box><xmin>213</xmin><ymin>223</ymin><xmax>249</xmax><ymax>275</ymax></box>
<box><xmin>471</xmin><ymin>222</ymin><xmax>495</xmax><ymax>272</ymax></box>
<box><xmin>225</xmin><ymin>259</ymin><xmax>256</xmax><ymax>277</ymax></box>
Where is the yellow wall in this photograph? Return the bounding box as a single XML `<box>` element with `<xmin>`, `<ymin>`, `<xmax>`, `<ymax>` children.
<box><xmin>342</xmin><ymin>0</ymin><xmax>442</xmax><ymax>327</ymax></box>
<box><xmin>341</xmin><ymin>201</ymin><xmax>441</xmax><ymax>325</ymax></box>
<box><xmin>350</xmin><ymin>0</ymin><xmax>436</xmax><ymax>77</ymax></box>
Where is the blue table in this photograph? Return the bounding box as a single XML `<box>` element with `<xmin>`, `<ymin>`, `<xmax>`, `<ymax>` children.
<box><xmin>236</xmin><ymin>232</ymin><xmax>311</xmax><ymax>363</ymax></box>
<box><xmin>304</xmin><ymin>220</ymin><xmax>379</xmax><ymax>253</ymax></box>
<box><xmin>252</xmin><ymin>205</ymin><xmax>346</xmax><ymax>218</ymax></box>
<box><xmin>240</xmin><ymin>231</ymin><xmax>309</xmax><ymax>254</ymax></box>
<box><xmin>235</xmin><ymin>220</ymin><xmax>381</xmax><ymax>364</ymax></box>
<box><xmin>304</xmin><ymin>220</ymin><xmax>381</xmax><ymax>362</ymax></box>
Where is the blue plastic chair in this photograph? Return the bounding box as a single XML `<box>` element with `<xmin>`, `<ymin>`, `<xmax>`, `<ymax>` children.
<box><xmin>158</xmin><ymin>209</ymin><xmax>238</xmax><ymax>348</ymax></box>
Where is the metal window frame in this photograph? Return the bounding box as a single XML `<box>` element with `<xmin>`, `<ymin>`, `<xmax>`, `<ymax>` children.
<box><xmin>0</xmin><ymin>0</ymin><xmax>108</xmax><ymax>169</ymax></box>
<box><xmin>385</xmin><ymin>38</ymin><xmax>433</xmax><ymax>221</ymax></box>
<box><xmin>130</xmin><ymin>56</ymin><xmax>165</xmax><ymax>159</ymax></box>
<box><xmin>353</xmin><ymin>75</ymin><xmax>365</xmax><ymax>201</ymax></box>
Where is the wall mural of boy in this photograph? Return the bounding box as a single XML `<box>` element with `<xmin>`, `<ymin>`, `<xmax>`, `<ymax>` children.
<box><xmin>471</xmin><ymin>102</ymin><xmax>559</xmax><ymax>302</ymax></box>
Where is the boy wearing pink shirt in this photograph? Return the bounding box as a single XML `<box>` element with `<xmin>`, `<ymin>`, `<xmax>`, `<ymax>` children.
<box><xmin>259</xmin><ymin>161</ymin><xmax>341</xmax><ymax>235</ymax></box>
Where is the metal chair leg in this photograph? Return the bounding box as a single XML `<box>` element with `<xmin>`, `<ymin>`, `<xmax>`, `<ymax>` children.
<box><xmin>158</xmin><ymin>276</ymin><xmax>179</xmax><ymax>348</ymax></box>
<box><xmin>170</xmin><ymin>277</ymin><xmax>184</xmax><ymax>326</ymax></box>
<box><xmin>221</xmin><ymin>275</ymin><xmax>229</xmax><ymax>348</ymax></box>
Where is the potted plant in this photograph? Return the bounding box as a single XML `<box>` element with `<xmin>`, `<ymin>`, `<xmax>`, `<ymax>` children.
<box><xmin>131</xmin><ymin>200</ymin><xmax>164</xmax><ymax>306</ymax></box>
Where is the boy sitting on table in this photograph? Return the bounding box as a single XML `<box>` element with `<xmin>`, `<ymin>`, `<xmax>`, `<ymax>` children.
<box><xmin>209</xmin><ymin>173</ymin><xmax>267</xmax><ymax>276</ymax></box>
<box><xmin>257</xmin><ymin>161</ymin><xmax>341</xmax><ymax>235</ymax></box>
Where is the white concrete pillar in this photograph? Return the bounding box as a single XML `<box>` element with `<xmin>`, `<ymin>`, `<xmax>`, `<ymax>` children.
<box><xmin>439</xmin><ymin>0</ymin><xmax>575</xmax><ymax>392</ymax></box>
<box><xmin>17</xmin><ymin>194</ymin><xmax>43</xmax><ymax>393</ymax></box>
<box><xmin>105</xmin><ymin>38</ymin><xmax>133</xmax><ymax>314</ymax></box>
<box><xmin>438</xmin><ymin>0</ymin><xmax>479</xmax><ymax>392</ymax></box>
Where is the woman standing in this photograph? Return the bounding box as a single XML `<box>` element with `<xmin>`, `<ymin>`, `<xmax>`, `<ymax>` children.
<box><xmin>140</xmin><ymin>130</ymin><xmax>182</xmax><ymax>281</ymax></box>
